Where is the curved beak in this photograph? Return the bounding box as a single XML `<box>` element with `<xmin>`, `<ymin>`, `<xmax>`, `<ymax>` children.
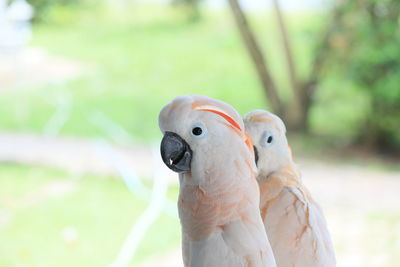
<box><xmin>160</xmin><ymin>131</ymin><xmax>192</xmax><ymax>173</ymax></box>
<box><xmin>253</xmin><ymin>145</ymin><xmax>259</xmax><ymax>166</ymax></box>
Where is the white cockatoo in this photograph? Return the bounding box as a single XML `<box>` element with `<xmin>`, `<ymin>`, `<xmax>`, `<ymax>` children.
<box><xmin>244</xmin><ymin>110</ymin><xmax>336</xmax><ymax>267</ymax></box>
<box><xmin>159</xmin><ymin>95</ymin><xmax>276</xmax><ymax>267</ymax></box>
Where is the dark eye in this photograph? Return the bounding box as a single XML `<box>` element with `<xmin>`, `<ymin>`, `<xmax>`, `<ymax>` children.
<box><xmin>190</xmin><ymin>123</ymin><xmax>207</xmax><ymax>138</ymax></box>
<box><xmin>192</xmin><ymin>127</ymin><xmax>202</xmax><ymax>136</ymax></box>
<box><xmin>260</xmin><ymin>131</ymin><xmax>273</xmax><ymax>147</ymax></box>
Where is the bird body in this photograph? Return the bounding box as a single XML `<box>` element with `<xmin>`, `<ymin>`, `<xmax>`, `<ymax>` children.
<box><xmin>159</xmin><ymin>96</ymin><xmax>276</xmax><ymax>267</ymax></box>
<box><xmin>244</xmin><ymin>110</ymin><xmax>336</xmax><ymax>267</ymax></box>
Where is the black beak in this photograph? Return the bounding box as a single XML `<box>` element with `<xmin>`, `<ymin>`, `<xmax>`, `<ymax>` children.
<box><xmin>160</xmin><ymin>131</ymin><xmax>192</xmax><ymax>173</ymax></box>
<box><xmin>253</xmin><ymin>145</ymin><xmax>259</xmax><ymax>166</ymax></box>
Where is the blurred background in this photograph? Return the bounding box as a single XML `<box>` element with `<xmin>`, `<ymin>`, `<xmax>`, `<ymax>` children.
<box><xmin>0</xmin><ymin>0</ymin><xmax>399</xmax><ymax>266</ymax></box>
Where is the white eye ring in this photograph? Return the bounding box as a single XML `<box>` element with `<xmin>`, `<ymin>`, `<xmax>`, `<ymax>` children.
<box><xmin>190</xmin><ymin>123</ymin><xmax>207</xmax><ymax>139</ymax></box>
<box><xmin>260</xmin><ymin>131</ymin><xmax>273</xmax><ymax>147</ymax></box>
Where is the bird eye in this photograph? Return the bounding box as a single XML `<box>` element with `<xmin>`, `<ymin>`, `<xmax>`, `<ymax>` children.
<box><xmin>260</xmin><ymin>132</ymin><xmax>273</xmax><ymax>147</ymax></box>
<box><xmin>190</xmin><ymin>123</ymin><xmax>207</xmax><ymax>139</ymax></box>
<box><xmin>192</xmin><ymin>127</ymin><xmax>202</xmax><ymax>136</ymax></box>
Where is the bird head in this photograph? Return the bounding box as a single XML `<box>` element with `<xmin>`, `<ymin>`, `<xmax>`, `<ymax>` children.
<box><xmin>159</xmin><ymin>95</ymin><xmax>254</xmax><ymax>182</ymax></box>
<box><xmin>244</xmin><ymin>110</ymin><xmax>292</xmax><ymax>179</ymax></box>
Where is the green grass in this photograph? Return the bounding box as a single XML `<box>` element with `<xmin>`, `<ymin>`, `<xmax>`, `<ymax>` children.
<box><xmin>0</xmin><ymin>4</ymin><xmax>366</xmax><ymax>141</ymax></box>
<box><xmin>0</xmin><ymin>4</ymin><xmax>370</xmax><ymax>145</ymax></box>
<box><xmin>0</xmin><ymin>163</ymin><xmax>180</xmax><ymax>267</ymax></box>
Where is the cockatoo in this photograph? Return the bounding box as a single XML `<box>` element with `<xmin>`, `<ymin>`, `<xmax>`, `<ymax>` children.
<box><xmin>159</xmin><ymin>95</ymin><xmax>276</xmax><ymax>267</ymax></box>
<box><xmin>244</xmin><ymin>110</ymin><xmax>336</xmax><ymax>267</ymax></box>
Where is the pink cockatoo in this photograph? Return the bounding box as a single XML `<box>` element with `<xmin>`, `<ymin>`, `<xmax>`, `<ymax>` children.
<box><xmin>244</xmin><ymin>110</ymin><xmax>336</xmax><ymax>267</ymax></box>
<box><xmin>159</xmin><ymin>95</ymin><xmax>276</xmax><ymax>267</ymax></box>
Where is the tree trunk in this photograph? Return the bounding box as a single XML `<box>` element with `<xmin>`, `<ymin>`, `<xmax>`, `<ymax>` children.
<box><xmin>228</xmin><ymin>0</ymin><xmax>344</xmax><ymax>132</ymax></box>
<box><xmin>228</xmin><ymin>0</ymin><xmax>284</xmax><ymax>117</ymax></box>
<box><xmin>272</xmin><ymin>0</ymin><xmax>308</xmax><ymax>131</ymax></box>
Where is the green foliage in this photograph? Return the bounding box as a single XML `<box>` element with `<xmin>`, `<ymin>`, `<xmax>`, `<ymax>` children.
<box><xmin>0</xmin><ymin>7</ymin><xmax>270</xmax><ymax>142</ymax></box>
<box><xmin>0</xmin><ymin>5</ymin><xmax>381</xmax><ymax>149</ymax></box>
<box><xmin>27</xmin><ymin>0</ymin><xmax>91</xmax><ymax>23</ymax></box>
<box><xmin>329</xmin><ymin>0</ymin><xmax>400</xmax><ymax>151</ymax></box>
<box><xmin>0</xmin><ymin>163</ymin><xmax>180</xmax><ymax>266</ymax></box>
<box><xmin>171</xmin><ymin>0</ymin><xmax>204</xmax><ymax>22</ymax></box>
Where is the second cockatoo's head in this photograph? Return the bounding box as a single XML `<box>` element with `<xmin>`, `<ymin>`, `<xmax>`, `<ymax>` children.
<box><xmin>244</xmin><ymin>110</ymin><xmax>292</xmax><ymax>179</ymax></box>
<box><xmin>159</xmin><ymin>95</ymin><xmax>254</xmax><ymax>182</ymax></box>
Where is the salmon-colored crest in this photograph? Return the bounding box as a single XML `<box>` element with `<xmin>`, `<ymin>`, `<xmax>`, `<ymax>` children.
<box><xmin>193</xmin><ymin>104</ymin><xmax>242</xmax><ymax>132</ymax></box>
